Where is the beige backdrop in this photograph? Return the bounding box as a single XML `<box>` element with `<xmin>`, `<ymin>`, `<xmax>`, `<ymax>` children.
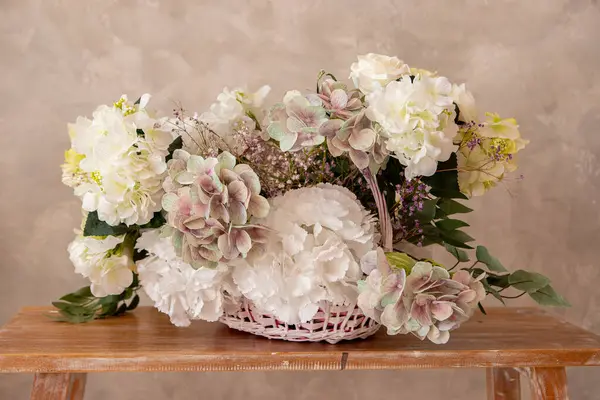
<box><xmin>1</xmin><ymin>0</ymin><xmax>600</xmax><ymax>398</ymax></box>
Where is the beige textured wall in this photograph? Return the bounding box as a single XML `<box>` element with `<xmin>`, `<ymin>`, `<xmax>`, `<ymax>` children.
<box><xmin>1</xmin><ymin>0</ymin><xmax>599</xmax><ymax>398</ymax></box>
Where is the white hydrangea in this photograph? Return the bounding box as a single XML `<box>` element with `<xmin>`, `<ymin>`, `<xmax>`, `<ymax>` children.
<box><xmin>199</xmin><ymin>85</ymin><xmax>271</xmax><ymax>137</ymax></box>
<box><xmin>64</xmin><ymin>94</ymin><xmax>175</xmax><ymax>226</ymax></box>
<box><xmin>232</xmin><ymin>184</ymin><xmax>376</xmax><ymax>324</ymax></box>
<box><xmin>67</xmin><ymin>234</ymin><xmax>134</xmax><ymax>297</ymax></box>
<box><xmin>135</xmin><ymin>229</ymin><xmax>235</xmax><ymax>327</ymax></box>
<box><xmin>366</xmin><ymin>74</ymin><xmax>459</xmax><ymax>180</ymax></box>
<box><xmin>349</xmin><ymin>53</ymin><xmax>410</xmax><ymax>94</ymax></box>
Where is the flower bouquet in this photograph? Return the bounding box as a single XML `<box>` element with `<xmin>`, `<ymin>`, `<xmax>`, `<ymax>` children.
<box><xmin>56</xmin><ymin>54</ymin><xmax>568</xmax><ymax>344</ymax></box>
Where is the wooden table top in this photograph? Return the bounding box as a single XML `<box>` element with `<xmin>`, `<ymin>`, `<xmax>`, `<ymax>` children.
<box><xmin>0</xmin><ymin>306</ymin><xmax>599</xmax><ymax>373</ymax></box>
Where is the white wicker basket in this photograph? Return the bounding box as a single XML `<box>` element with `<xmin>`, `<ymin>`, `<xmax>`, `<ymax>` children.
<box><xmin>219</xmin><ymin>298</ymin><xmax>380</xmax><ymax>344</ymax></box>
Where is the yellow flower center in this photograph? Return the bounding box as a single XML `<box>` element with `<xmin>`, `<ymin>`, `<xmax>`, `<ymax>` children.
<box><xmin>90</xmin><ymin>171</ymin><xmax>103</xmax><ymax>185</ymax></box>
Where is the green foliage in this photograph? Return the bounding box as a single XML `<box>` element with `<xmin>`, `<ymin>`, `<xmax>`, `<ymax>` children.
<box><xmin>528</xmin><ymin>284</ymin><xmax>571</xmax><ymax>306</ymax></box>
<box><xmin>165</xmin><ymin>136</ymin><xmax>183</xmax><ymax>162</ymax></box>
<box><xmin>437</xmin><ymin>199</ymin><xmax>473</xmax><ymax>215</ymax></box>
<box><xmin>51</xmin><ymin>275</ymin><xmax>141</xmax><ymax>323</ymax></box>
<box><xmin>444</xmin><ymin>243</ymin><xmax>470</xmax><ymax>262</ymax></box>
<box><xmin>385</xmin><ymin>252</ymin><xmax>416</xmax><ymax>272</ymax></box>
<box><xmin>416</xmin><ymin>198</ymin><xmax>438</xmax><ymax>223</ymax></box>
<box><xmin>83</xmin><ymin>211</ymin><xmax>129</xmax><ymax>237</ymax></box>
<box><xmin>508</xmin><ymin>270</ymin><xmax>550</xmax><ymax>293</ymax></box>
<box><xmin>476</xmin><ymin>245</ymin><xmax>507</xmax><ymax>272</ymax></box>
<box><xmin>140</xmin><ymin>212</ymin><xmax>166</xmax><ymax>229</ymax></box>
<box><xmin>435</xmin><ymin>219</ymin><xmax>470</xmax><ymax>231</ymax></box>
<box><xmin>421</xmin><ymin>154</ymin><xmax>467</xmax><ymax>200</ymax></box>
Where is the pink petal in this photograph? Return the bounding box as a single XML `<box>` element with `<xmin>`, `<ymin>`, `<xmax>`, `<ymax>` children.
<box><xmin>330</xmin><ymin>89</ymin><xmax>348</xmax><ymax>110</ymax></box>
<box><xmin>248</xmin><ymin>194</ymin><xmax>270</xmax><ymax>218</ymax></box>
<box><xmin>228</xmin><ymin>180</ymin><xmax>249</xmax><ymax>204</ymax></box>
<box><xmin>431</xmin><ymin>301</ymin><xmax>453</xmax><ymax>321</ymax></box>
<box><xmin>452</xmin><ymin>270</ymin><xmax>472</xmax><ymax>286</ymax></box>
<box><xmin>411</xmin><ymin>294</ymin><xmax>435</xmax><ymax>327</ymax></box>
<box><xmin>327</xmin><ymin>137</ymin><xmax>344</xmax><ymax>157</ymax></box>
<box><xmin>319</xmin><ymin>119</ymin><xmax>343</xmax><ymax>138</ymax></box>
<box><xmin>235</xmin><ymin>229</ymin><xmax>252</xmax><ymax>255</ymax></box>
<box><xmin>349</xmin><ymin>128</ymin><xmax>376</xmax><ymax>151</ymax></box>
<box><xmin>229</xmin><ymin>200</ymin><xmax>248</xmax><ymax>225</ymax></box>
<box><xmin>209</xmin><ymin>198</ymin><xmax>229</xmax><ymax>223</ymax></box>
<box><xmin>220</xmin><ymin>169</ymin><xmax>239</xmax><ymax>185</ymax></box>
<box><xmin>218</xmin><ymin>234</ymin><xmax>239</xmax><ymax>260</ymax></box>
<box><xmin>183</xmin><ymin>215</ymin><xmax>206</xmax><ymax>230</ymax></box>
<box><xmin>349</xmin><ymin>148</ymin><xmax>370</xmax><ymax>169</ymax></box>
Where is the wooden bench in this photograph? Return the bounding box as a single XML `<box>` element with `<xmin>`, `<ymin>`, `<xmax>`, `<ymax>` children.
<box><xmin>0</xmin><ymin>307</ymin><xmax>599</xmax><ymax>399</ymax></box>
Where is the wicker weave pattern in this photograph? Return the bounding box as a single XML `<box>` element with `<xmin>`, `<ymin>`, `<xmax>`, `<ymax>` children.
<box><xmin>220</xmin><ymin>298</ymin><xmax>380</xmax><ymax>344</ymax></box>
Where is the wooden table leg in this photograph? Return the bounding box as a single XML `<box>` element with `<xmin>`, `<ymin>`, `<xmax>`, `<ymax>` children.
<box><xmin>31</xmin><ymin>373</ymin><xmax>87</xmax><ymax>400</ymax></box>
<box><xmin>487</xmin><ymin>367</ymin><xmax>521</xmax><ymax>399</ymax></box>
<box><xmin>523</xmin><ymin>367</ymin><xmax>568</xmax><ymax>400</ymax></box>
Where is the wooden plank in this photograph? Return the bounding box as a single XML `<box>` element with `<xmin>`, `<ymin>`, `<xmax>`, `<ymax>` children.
<box><xmin>523</xmin><ymin>367</ymin><xmax>568</xmax><ymax>400</ymax></box>
<box><xmin>486</xmin><ymin>367</ymin><xmax>521</xmax><ymax>400</ymax></box>
<box><xmin>0</xmin><ymin>307</ymin><xmax>599</xmax><ymax>373</ymax></box>
<box><xmin>30</xmin><ymin>373</ymin><xmax>86</xmax><ymax>400</ymax></box>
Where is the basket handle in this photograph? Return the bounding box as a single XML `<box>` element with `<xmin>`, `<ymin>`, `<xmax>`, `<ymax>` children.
<box><xmin>361</xmin><ymin>168</ymin><xmax>393</xmax><ymax>252</ymax></box>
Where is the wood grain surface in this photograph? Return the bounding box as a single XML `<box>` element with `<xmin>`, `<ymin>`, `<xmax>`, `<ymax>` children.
<box><xmin>1</xmin><ymin>307</ymin><xmax>599</xmax><ymax>373</ymax></box>
<box><xmin>30</xmin><ymin>373</ymin><xmax>86</xmax><ymax>400</ymax></box>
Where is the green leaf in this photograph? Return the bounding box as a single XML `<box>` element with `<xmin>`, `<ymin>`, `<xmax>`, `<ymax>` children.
<box><xmin>422</xmin><ymin>154</ymin><xmax>468</xmax><ymax>200</ymax></box>
<box><xmin>134</xmin><ymin>97</ymin><xmax>141</xmax><ymax>105</ymax></box>
<box><xmin>429</xmin><ymin>189</ymin><xmax>468</xmax><ymax>200</ymax></box>
<box><xmin>165</xmin><ymin>136</ymin><xmax>184</xmax><ymax>162</ymax></box>
<box><xmin>139</xmin><ymin>212</ymin><xmax>166</xmax><ymax>229</ymax></box>
<box><xmin>83</xmin><ymin>211</ymin><xmax>129</xmax><ymax>237</ymax></box>
<box><xmin>416</xmin><ymin>199</ymin><xmax>438</xmax><ymax>223</ymax></box>
<box><xmin>127</xmin><ymin>295</ymin><xmax>140</xmax><ymax>311</ymax></box>
<box><xmin>133</xmin><ymin>249</ymin><xmax>149</xmax><ymax>263</ymax></box>
<box><xmin>435</xmin><ymin>219</ymin><xmax>470</xmax><ymax>231</ymax></box>
<box><xmin>477</xmin><ymin>302</ymin><xmax>487</xmax><ymax>315</ymax></box>
<box><xmin>486</xmin><ymin>274</ymin><xmax>510</xmax><ymax>289</ymax></box>
<box><xmin>52</xmin><ymin>302</ymin><xmax>88</xmax><ymax>315</ymax></box>
<box><xmin>385</xmin><ymin>252</ymin><xmax>416</xmax><ymax>272</ymax></box>
<box><xmin>482</xmin><ymin>280</ymin><xmax>506</xmax><ymax>305</ymax></box>
<box><xmin>73</xmin><ymin>286</ymin><xmax>93</xmax><ymax>297</ymax></box>
<box><xmin>100</xmin><ymin>302</ymin><xmax>118</xmax><ymax>317</ymax></box>
<box><xmin>136</xmin><ymin>128</ymin><xmax>145</xmax><ymax>137</ymax></box>
<box><xmin>444</xmin><ymin>243</ymin><xmax>470</xmax><ymax>262</ymax></box>
<box><xmin>508</xmin><ymin>270</ymin><xmax>551</xmax><ymax>293</ymax></box>
<box><xmin>441</xmin><ymin>236</ymin><xmax>474</xmax><ymax>249</ymax></box>
<box><xmin>476</xmin><ymin>246</ymin><xmax>507</xmax><ymax>272</ymax></box>
<box><xmin>116</xmin><ymin>303</ymin><xmax>128</xmax><ymax>315</ymax></box>
<box><xmin>442</xmin><ymin>230</ymin><xmax>475</xmax><ymax>243</ymax></box>
<box><xmin>99</xmin><ymin>295</ymin><xmax>120</xmax><ymax>305</ymax></box>
<box><xmin>437</xmin><ymin>199</ymin><xmax>473</xmax><ymax>215</ymax></box>
<box><xmin>529</xmin><ymin>285</ymin><xmax>570</xmax><ymax>307</ymax></box>
<box><xmin>59</xmin><ymin>293</ymin><xmax>88</xmax><ymax>304</ymax></box>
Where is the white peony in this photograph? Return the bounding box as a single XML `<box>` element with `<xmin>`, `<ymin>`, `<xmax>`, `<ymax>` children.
<box><xmin>135</xmin><ymin>228</ymin><xmax>235</xmax><ymax>327</ymax></box>
<box><xmin>349</xmin><ymin>53</ymin><xmax>410</xmax><ymax>94</ymax></box>
<box><xmin>366</xmin><ymin>75</ymin><xmax>458</xmax><ymax>179</ymax></box>
<box><xmin>67</xmin><ymin>234</ymin><xmax>134</xmax><ymax>297</ymax></box>
<box><xmin>65</xmin><ymin>94</ymin><xmax>173</xmax><ymax>226</ymax></box>
<box><xmin>232</xmin><ymin>184</ymin><xmax>376</xmax><ymax>324</ymax></box>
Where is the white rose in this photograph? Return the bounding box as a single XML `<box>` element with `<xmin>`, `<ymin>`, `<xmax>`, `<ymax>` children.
<box><xmin>349</xmin><ymin>53</ymin><xmax>410</xmax><ymax>94</ymax></box>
